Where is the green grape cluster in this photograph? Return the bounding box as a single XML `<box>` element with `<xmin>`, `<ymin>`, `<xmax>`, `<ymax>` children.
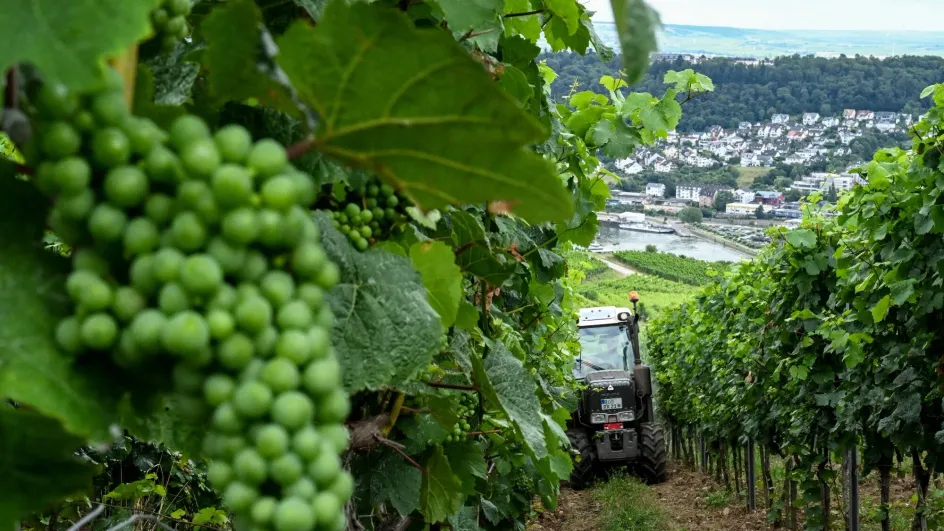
<box><xmin>148</xmin><ymin>0</ymin><xmax>192</xmax><ymax>52</ymax></box>
<box><xmin>28</xmin><ymin>74</ymin><xmax>351</xmax><ymax>531</ymax></box>
<box><xmin>444</xmin><ymin>393</ymin><xmax>478</xmax><ymax>443</ymax></box>
<box><xmin>325</xmin><ymin>180</ymin><xmax>410</xmax><ymax>251</ymax></box>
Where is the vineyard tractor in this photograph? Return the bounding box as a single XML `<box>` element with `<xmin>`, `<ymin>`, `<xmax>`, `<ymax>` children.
<box><xmin>566</xmin><ymin>293</ymin><xmax>668</xmax><ymax>489</ymax></box>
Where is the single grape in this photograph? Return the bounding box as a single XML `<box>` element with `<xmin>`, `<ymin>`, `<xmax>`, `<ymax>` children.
<box><xmin>248</xmin><ymin>139</ymin><xmax>288</xmax><ymax>177</ymax></box>
<box><xmin>214</xmin><ymin>124</ymin><xmax>253</xmax><ymax>163</ymax></box>
<box><xmin>285</xmin><ymin>477</ymin><xmax>316</xmax><ymax>500</ymax></box>
<box><xmin>320</xmin><ymin>424</ymin><xmax>350</xmax><ymax>454</ymax></box>
<box><xmin>222</xmin><ymin>482</ymin><xmax>258</xmax><ymax>514</ymax></box>
<box><xmin>275</xmin><ymin>330</ymin><xmax>312</xmax><ymax>365</ymax></box>
<box><xmin>312</xmin><ymin>492</ymin><xmax>342</xmax><ymax>528</ymax></box>
<box><xmin>288</xmin><ymin>171</ymin><xmax>315</xmax><ymax>206</ymax></box>
<box><xmin>204</xmin><ymin>373</ymin><xmax>236</xmax><ymax>406</ymax></box>
<box><xmin>104</xmin><ymin>166</ymin><xmax>149</xmax><ymax>207</ymax></box>
<box><xmin>207</xmin><ymin>309</ymin><xmax>236</xmax><ymax>340</ymax></box>
<box><xmin>221</xmin><ymin>207</ymin><xmax>260</xmax><ymax>245</ymax></box>
<box><xmin>212</xmin><ymin>164</ymin><xmax>253</xmax><ymax>207</ymax></box>
<box><xmin>233</xmin><ymin>447</ymin><xmax>268</xmax><ymax>485</ymax></box>
<box><xmin>296</xmin><ymin>284</ymin><xmax>324</xmax><ymax>311</ymax></box>
<box><xmin>165</xmin><ymin>16</ymin><xmax>187</xmax><ymax>37</ymax></box>
<box><xmin>91</xmin><ymin>91</ymin><xmax>128</xmax><ymax>126</ymax></box>
<box><xmin>255</xmin><ymin>326</ymin><xmax>279</xmax><ymax>358</ymax></box>
<box><xmin>270</xmin><ymin>453</ymin><xmax>304</xmax><ymax>486</ymax></box>
<box><xmin>260</xmin><ymin>271</ymin><xmax>295</xmax><ymax>307</ymax></box>
<box><xmin>302</xmin><ymin>358</ymin><xmax>341</xmax><ymax>396</ymax></box>
<box><xmin>315</xmin><ymin>263</ymin><xmax>341</xmax><ymax>290</ymax></box>
<box><xmin>35</xmin><ymin>83</ymin><xmax>77</xmax><ymax>119</ymax></box>
<box><xmin>54</xmin><ymin>157</ymin><xmax>91</xmax><ymax>195</ymax></box>
<box><xmin>87</xmin><ymin>203</ymin><xmax>128</xmax><ymax>243</ymax></box>
<box><xmin>169</xmin><ymin>114</ymin><xmax>211</xmax><ymax>150</ymax></box>
<box><xmin>152</xmin><ymin>247</ymin><xmax>185</xmax><ymax>282</ymax></box>
<box><xmin>273</xmin><ymin>497</ymin><xmax>314</xmax><ymax>531</ymax></box>
<box><xmin>129</xmin><ymin>254</ymin><xmax>159</xmax><ymax>295</ymax></box>
<box><xmin>57</xmin><ymin>189</ymin><xmax>96</xmax><ymax>219</ymax></box>
<box><xmin>207</xmin><ymin>460</ymin><xmax>234</xmax><ymax>490</ymax></box>
<box><xmin>208</xmin><ymin>284</ymin><xmax>238</xmax><ymax>311</ymax></box>
<box><xmin>255</xmin><ymin>424</ymin><xmax>290</xmax><ymax>458</ymax></box>
<box><xmin>343</xmin><ymin>203</ymin><xmax>360</xmax><ymax>218</ymax></box>
<box><xmin>291</xmin><ymin>242</ymin><xmax>328</xmax><ymax>279</ymax></box>
<box><xmin>159</xmin><ymin>282</ymin><xmax>190</xmax><ymax>314</ymax></box>
<box><xmin>181</xmin><ymin>139</ymin><xmax>221</xmax><ymax>178</ymax></box>
<box><xmin>251</xmin><ymin>497</ymin><xmax>278</xmax><ymax>526</ymax></box>
<box><xmin>315</xmin><ymin>307</ymin><xmax>334</xmax><ymax>329</ymax></box>
<box><xmin>145</xmin><ymin>145</ymin><xmax>181</xmax><ymax>183</ymax></box>
<box><xmin>123</xmin><ymin>217</ymin><xmax>161</xmax><ymax>256</ymax></box>
<box><xmin>257</xmin><ymin>209</ymin><xmax>285</xmax><ymax>247</ymax></box>
<box><xmin>235</xmin><ymin>295</ymin><xmax>272</xmax><ymax>334</ymax></box>
<box><xmin>112</xmin><ymin>286</ymin><xmax>146</xmax><ymax>322</ymax></box>
<box><xmin>261</xmin><ymin>175</ymin><xmax>297</xmax><ymax>211</ymax></box>
<box><xmin>80</xmin><ymin>313</ymin><xmax>119</xmax><ymax>349</ymax></box>
<box><xmin>42</xmin><ymin>122</ymin><xmax>81</xmax><ymax>159</ymax></box>
<box><xmin>307</xmin><ymin>448</ymin><xmax>341</xmax><ymax>488</ymax></box>
<box><xmin>232</xmin><ymin>381</ymin><xmax>274</xmax><ymax>419</ymax></box>
<box><xmin>271</xmin><ymin>391</ymin><xmax>314</xmax><ymax>430</ymax></box>
<box><xmin>180</xmin><ymin>254</ymin><xmax>223</xmax><ymax>296</ymax></box>
<box><xmin>315</xmin><ymin>389</ymin><xmax>351</xmax><ymax>424</ymax></box>
<box><xmin>208</xmin><ymin>237</ymin><xmax>248</xmax><ymax>274</ymax></box>
<box><xmin>219</xmin><ymin>333</ymin><xmax>255</xmax><ymax>370</ymax></box>
<box><xmin>212</xmin><ymin>403</ymin><xmax>244</xmax><ymax>434</ymax></box>
<box><xmin>170</xmin><ymin>211</ymin><xmax>207</xmax><ymax>251</ymax></box>
<box><xmin>145</xmin><ymin>194</ymin><xmax>176</xmax><ymax>225</ymax></box>
<box><xmin>73</xmin><ymin>110</ymin><xmax>95</xmax><ymax>132</ymax></box>
<box><xmin>91</xmin><ymin>127</ymin><xmax>131</xmax><ymax>167</ymax></box>
<box><xmin>55</xmin><ymin>317</ymin><xmax>83</xmax><ymax>354</ymax></box>
<box><xmin>308</xmin><ymin>327</ymin><xmax>331</xmax><ymax>361</ymax></box>
<box><xmin>277</xmin><ymin>300</ymin><xmax>313</xmax><ymax>330</ymax></box>
<box><xmin>161</xmin><ymin>310</ymin><xmax>210</xmax><ymax>357</ymax></box>
<box><xmin>122</xmin><ymin>116</ymin><xmax>162</xmax><ymax>155</ymax></box>
<box><xmin>262</xmin><ymin>358</ymin><xmax>301</xmax><ymax>393</ymax></box>
<box><xmin>129</xmin><ymin>309</ymin><xmax>166</xmax><ymax>353</ymax></box>
<box><xmin>326</xmin><ymin>473</ymin><xmax>354</xmax><ymax>501</ymax></box>
<box><xmin>239</xmin><ymin>250</ymin><xmax>269</xmax><ymax>282</ymax></box>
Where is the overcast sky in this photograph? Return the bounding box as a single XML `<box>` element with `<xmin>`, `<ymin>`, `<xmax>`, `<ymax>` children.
<box><xmin>581</xmin><ymin>0</ymin><xmax>944</xmax><ymax>31</ymax></box>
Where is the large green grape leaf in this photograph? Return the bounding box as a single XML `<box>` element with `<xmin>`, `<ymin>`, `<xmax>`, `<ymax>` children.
<box><xmin>448</xmin><ymin>504</ymin><xmax>482</xmax><ymax>531</ymax></box>
<box><xmin>545</xmin><ymin>0</ymin><xmax>581</xmax><ymax>35</ymax></box>
<box><xmin>450</xmin><ymin>211</ymin><xmax>516</xmax><ymax>285</ymax></box>
<box><xmin>0</xmin><ymin>178</ymin><xmax>122</xmax><ymax>441</ymax></box>
<box><xmin>0</xmin><ymin>409</ymin><xmax>98</xmax><ymax>527</ymax></box>
<box><xmin>421</xmin><ymin>446</ymin><xmax>463</xmax><ymax>523</ymax></box>
<box><xmin>200</xmin><ymin>0</ymin><xmax>292</xmax><ymax>110</ymax></box>
<box><xmin>370</xmin><ymin>452</ymin><xmax>422</xmax><ymax>517</ymax></box>
<box><xmin>470</xmin><ymin>341</ymin><xmax>548</xmax><ymax>459</ymax></box>
<box><xmin>435</xmin><ymin>0</ymin><xmax>502</xmax><ymax>34</ymax></box>
<box><xmin>276</xmin><ymin>2</ymin><xmax>573</xmax><ymax>223</ymax></box>
<box><xmin>314</xmin><ymin>212</ymin><xmax>441</xmax><ymax>391</ymax></box>
<box><xmin>143</xmin><ymin>42</ymin><xmax>199</xmax><ymax>106</ymax></box>
<box><xmin>0</xmin><ymin>0</ymin><xmax>155</xmax><ymax>92</ymax></box>
<box><xmin>444</xmin><ymin>441</ymin><xmax>487</xmax><ymax>495</ymax></box>
<box><xmin>410</xmin><ymin>241</ymin><xmax>463</xmax><ymax>328</ymax></box>
<box><xmin>503</xmin><ymin>0</ymin><xmax>542</xmax><ymax>42</ymax></box>
<box><xmin>609</xmin><ymin>0</ymin><xmax>660</xmax><ymax>83</ymax></box>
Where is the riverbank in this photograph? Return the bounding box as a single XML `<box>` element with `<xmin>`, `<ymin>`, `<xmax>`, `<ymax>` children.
<box><xmin>686</xmin><ymin>226</ymin><xmax>758</xmax><ymax>258</ymax></box>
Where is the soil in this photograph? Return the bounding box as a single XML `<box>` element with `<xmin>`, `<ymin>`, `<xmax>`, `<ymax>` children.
<box><xmin>529</xmin><ymin>487</ymin><xmax>602</xmax><ymax>531</ymax></box>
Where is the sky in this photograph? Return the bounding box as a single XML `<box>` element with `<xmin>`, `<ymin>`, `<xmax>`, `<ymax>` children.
<box><xmin>581</xmin><ymin>0</ymin><xmax>944</xmax><ymax>32</ymax></box>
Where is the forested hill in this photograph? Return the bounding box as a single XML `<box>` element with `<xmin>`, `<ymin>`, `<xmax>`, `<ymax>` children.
<box><xmin>543</xmin><ymin>53</ymin><xmax>944</xmax><ymax>132</ymax></box>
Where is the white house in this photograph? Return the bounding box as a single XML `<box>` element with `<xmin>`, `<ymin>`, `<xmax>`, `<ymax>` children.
<box><xmin>654</xmin><ymin>161</ymin><xmax>675</xmax><ymax>173</ymax></box>
<box><xmin>676</xmin><ymin>185</ymin><xmax>702</xmax><ymax>201</ymax></box>
<box><xmin>856</xmin><ymin>110</ymin><xmax>875</xmax><ymax>121</ymax></box>
<box><xmin>645</xmin><ymin>182</ymin><xmax>666</xmax><ymax>198</ymax></box>
<box><xmin>822</xmin><ymin>117</ymin><xmax>840</xmax><ymax>128</ymax></box>
<box><xmin>802</xmin><ymin>113</ymin><xmax>821</xmax><ymax>125</ymax></box>
<box><xmin>771</xmin><ymin>114</ymin><xmax>790</xmax><ymax>124</ymax></box>
<box><xmin>735</xmin><ymin>189</ymin><xmax>757</xmax><ymax>203</ymax></box>
<box><xmin>726</xmin><ymin>203</ymin><xmax>764</xmax><ymax>216</ymax></box>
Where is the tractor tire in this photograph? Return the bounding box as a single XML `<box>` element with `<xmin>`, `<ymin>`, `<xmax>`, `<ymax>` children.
<box><xmin>567</xmin><ymin>429</ymin><xmax>596</xmax><ymax>490</ymax></box>
<box><xmin>636</xmin><ymin>423</ymin><xmax>668</xmax><ymax>484</ymax></box>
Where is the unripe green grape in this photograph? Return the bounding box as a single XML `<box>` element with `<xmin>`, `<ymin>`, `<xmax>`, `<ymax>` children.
<box><xmin>275</xmin><ymin>330</ymin><xmax>312</xmax><ymax>365</ymax></box>
<box><xmin>326</xmin><ymin>473</ymin><xmax>353</xmax><ymax>502</ymax></box>
<box><xmin>169</xmin><ymin>114</ymin><xmax>211</xmax><ymax>150</ymax></box>
<box><xmin>303</xmin><ymin>358</ymin><xmax>341</xmax><ymax>396</ymax></box>
<box><xmin>36</xmin><ymin>83</ymin><xmax>77</xmax><ymax>119</ymax></box>
<box><xmin>204</xmin><ymin>373</ymin><xmax>236</xmax><ymax>406</ymax></box>
<box><xmin>251</xmin><ymin>497</ymin><xmax>278</xmax><ymax>526</ymax></box>
<box><xmin>73</xmin><ymin>110</ymin><xmax>95</xmax><ymax>132</ymax></box>
<box><xmin>91</xmin><ymin>91</ymin><xmax>128</xmax><ymax>126</ymax></box>
<box><xmin>161</xmin><ymin>310</ymin><xmax>210</xmax><ymax>357</ymax></box>
<box><xmin>343</xmin><ymin>203</ymin><xmax>360</xmax><ymax>218</ymax></box>
<box><xmin>239</xmin><ymin>250</ymin><xmax>268</xmax><ymax>282</ymax></box>
<box><xmin>170</xmin><ymin>211</ymin><xmax>207</xmax><ymax>251</ymax></box>
<box><xmin>159</xmin><ymin>282</ymin><xmax>190</xmax><ymax>314</ymax></box>
<box><xmin>235</xmin><ymin>295</ymin><xmax>272</xmax><ymax>334</ymax></box>
<box><xmin>312</xmin><ymin>492</ymin><xmax>342</xmax><ymax>528</ymax></box>
<box><xmin>285</xmin><ymin>477</ymin><xmax>316</xmax><ymax>500</ymax></box>
<box><xmin>255</xmin><ymin>326</ymin><xmax>279</xmax><ymax>358</ymax></box>
<box><xmin>122</xmin><ymin>116</ymin><xmax>162</xmax><ymax>155</ymax></box>
<box><xmin>232</xmin><ymin>381</ymin><xmax>274</xmax><ymax>419</ymax></box>
<box><xmin>273</xmin><ymin>497</ymin><xmax>314</xmax><ymax>531</ymax></box>
<box><xmin>214</xmin><ymin>124</ymin><xmax>253</xmax><ymax>163</ymax></box>
<box><xmin>165</xmin><ymin>16</ymin><xmax>186</xmax><ymax>36</ymax></box>
<box><xmin>371</xmin><ymin>207</ymin><xmax>384</xmax><ymax>221</ymax></box>
<box><xmin>353</xmin><ymin>237</ymin><xmax>368</xmax><ymax>251</ymax></box>
<box><xmin>257</xmin><ymin>209</ymin><xmax>285</xmax><ymax>247</ymax></box>
<box><xmin>315</xmin><ymin>262</ymin><xmax>341</xmax><ymax>290</ymax></box>
<box><xmin>123</xmin><ymin>217</ymin><xmax>160</xmax><ymax>256</ymax></box>
<box><xmin>222</xmin><ymin>482</ymin><xmax>258</xmax><ymax>514</ymax></box>
<box><xmin>291</xmin><ymin>427</ymin><xmax>321</xmax><ymax>461</ymax></box>
<box><xmin>261</xmin><ymin>175</ymin><xmax>297</xmax><ymax>211</ymax></box>
<box><xmin>307</xmin><ymin>448</ymin><xmax>341</xmax><ymax>488</ymax></box>
<box><xmin>54</xmin><ymin>157</ymin><xmax>91</xmax><ymax>195</ymax></box>
<box><xmin>212</xmin><ymin>164</ymin><xmax>253</xmax><ymax>207</ymax></box>
<box><xmin>315</xmin><ymin>307</ymin><xmax>334</xmax><ymax>329</ymax></box>
<box><xmin>172</xmin><ymin>363</ymin><xmax>204</xmax><ymax>394</ymax></box>
<box><xmin>219</xmin><ymin>333</ymin><xmax>255</xmax><ymax>370</ymax></box>
<box><xmin>289</xmin><ymin>171</ymin><xmax>315</xmax><ymax>206</ymax></box>
<box><xmin>129</xmin><ymin>254</ymin><xmax>159</xmax><ymax>295</ymax></box>
<box><xmin>178</xmin><ymin>180</ymin><xmax>213</xmax><ymax>209</ymax></box>
<box><xmin>307</xmin><ymin>327</ymin><xmax>331</xmax><ymax>361</ymax></box>
<box><xmin>320</xmin><ymin>425</ymin><xmax>350</xmax><ymax>454</ymax></box>
<box><xmin>207</xmin><ymin>460</ymin><xmax>233</xmax><ymax>490</ymax></box>
<box><xmin>277</xmin><ymin>300</ymin><xmax>313</xmax><ymax>330</ymax></box>
<box><xmin>34</xmin><ymin>161</ymin><xmax>59</xmax><ymax>196</ymax></box>
<box><xmin>42</xmin><ymin>122</ymin><xmax>81</xmax><ymax>159</ymax></box>
<box><xmin>255</xmin><ymin>423</ymin><xmax>290</xmax><ymax>458</ymax></box>
<box><xmin>91</xmin><ymin>127</ymin><xmax>131</xmax><ymax>167</ymax></box>
<box><xmin>80</xmin><ymin>313</ymin><xmax>118</xmax><ymax>349</ymax></box>
<box><xmin>66</xmin><ymin>270</ymin><xmax>98</xmax><ymax>299</ymax></box>
<box><xmin>262</xmin><ymin>358</ymin><xmax>301</xmax><ymax>393</ymax></box>
<box><xmin>56</xmin><ymin>316</ymin><xmax>83</xmax><ymax>354</ymax></box>
<box><xmin>152</xmin><ymin>247</ymin><xmax>185</xmax><ymax>282</ymax></box>
<box><xmin>237</xmin><ymin>283</ymin><xmax>262</xmax><ymax>302</ymax></box>
<box><xmin>291</xmin><ymin>242</ymin><xmax>327</xmax><ymax>279</ymax></box>
<box><xmin>75</xmin><ymin>277</ymin><xmax>112</xmax><ymax>312</ymax></box>
<box><xmin>104</xmin><ymin>166</ymin><xmax>149</xmax><ymax>207</ymax></box>
<box><xmin>128</xmin><ymin>309</ymin><xmax>166</xmax><ymax>353</ymax></box>
<box><xmin>88</xmin><ymin>203</ymin><xmax>128</xmax><ymax>242</ymax></box>
<box><xmin>207</xmin><ymin>309</ymin><xmax>235</xmax><ymax>340</ymax></box>
<box><xmin>240</xmin><ymin>358</ymin><xmax>266</xmax><ymax>382</ymax></box>
<box><xmin>315</xmin><ymin>389</ymin><xmax>351</xmax><ymax>424</ymax></box>
<box><xmin>145</xmin><ymin>145</ymin><xmax>181</xmax><ymax>183</ymax></box>
<box><xmin>208</xmin><ymin>237</ymin><xmax>248</xmax><ymax>274</ymax></box>
<box><xmin>260</xmin><ymin>271</ymin><xmax>295</xmax><ymax>307</ymax></box>
<box><xmin>57</xmin><ymin>189</ymin><xmax>96</xmax><ymax>219</ymax></box>
<box><xmin>296</xmin><ymin>283</ymin><xmax>324</xmax><ymax>311</ymax></box>
<box><xmin>233</xmin><ymin>447</ymin><xmax>269</xmax><ymax>485</ymax></box>
<box><xmin>112</xmin><ymin>286</ymin><xmax>146</xmax><ymax>322</ymax></box>
<box><xmin>209</xmin><ymin>283</ymin><xmax>238</xmax><ymax>311</ymax></box>
<box><xmin>145</xmin><ymin>194</ymin><xmax>176</xmax><ymax>225</ymax></box>
<box><xmin>181</xmin><ymin>139</ymin><xmax>221</xmax><ymax>178</ymax></box>
<box><xmin>222</xmin><ymin>207</ymin><xmax>260</xmax><ymax>245</ymax></box>
<box><xmin>282</xmin><ymin>207</ymin><xmax>316</xmax><ymax>247</ymax></box>
<box><xmin>180</xmin><ymin>253</ymin><xmax>223</xmax><ymax>296</ymax></box>
<box><xmin>270</xmin><ymin>452</ymin><xmax>305</xmax><ymax>486</ymax></box>
<box><xmin>248</xmin><ymin>139</ymin><xmax>288</xmax><ymax>177</ymax></box>
<box><xmin>359</xmin><ymin>226</ymin><xmax>372</xmax><ymax>239</ymax></box>
<box><xmin>271</xmin><ymin>391</ymin><xmax>314</xmax><ymax>430</ymax></box>
<box><xmin>212</xmin><ymin>402</ymin><xmax>244</xmax><ymax>434</ymax></box>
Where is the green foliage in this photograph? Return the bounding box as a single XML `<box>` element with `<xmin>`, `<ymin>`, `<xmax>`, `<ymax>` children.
<box><xmin>0</xmin><ymin>0</ymin><xmax>700</xmax><ymax>529</ymax></box>
<box><xmin>611</xmin><ymin>250</ymin><xmax>728</xmax><ymax>286</ymax></box>
<box><xmin>677</xmin><ymin>206</ymin><xmax>703</xmax><ymax>224</ymax></box>
<box><xmin>591</xmin><ymin>473</ymin><xmax>671</xmax><ymax>531</ymax></box>
<box><xmin>647</xmin><ymin>86</ymin><xmax>944</xmax><ymax>529</ymax></box>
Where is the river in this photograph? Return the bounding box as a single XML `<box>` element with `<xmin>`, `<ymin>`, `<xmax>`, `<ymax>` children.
<box><xmin>594</xmin><ymin>225</ymin><xmax>748</xmax><ymax>262</ymax></box>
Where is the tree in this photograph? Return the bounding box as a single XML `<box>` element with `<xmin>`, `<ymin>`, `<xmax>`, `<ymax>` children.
<box><xmin>679</xmin><ymin>207</ymin><xmax>704</xmax><ymax>223</ymax></box>
<box><xmin>826</xmin><ymin>185</ymin><xmax>839</xmax><ymax>203</ymax></box>
<box><xmin>645</xmin><ymin>244</ymin><xmax>658</xmax><ymax>252</ymax></box>
<box><xmin>755</xmin><ymin>205</ymin><xmax>766</xmax><ymax>219</ymax></box>
<box><xmin>714</xmin><ymin>190</ymin><xmax>735</xmax><ymax>211</ymax></box>
<box><xmin>784</xmin><ymin>189</ymin><xmax>803</xmax><ymax>202</ymax></box>
<box><xmin>773</xmin><ymin>177</ymin><xmax>794</xmax><ymax>190</ymax></box>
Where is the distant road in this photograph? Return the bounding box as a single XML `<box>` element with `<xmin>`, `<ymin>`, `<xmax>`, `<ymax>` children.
<box><xmin>597</xmin><ymin>257</ymin><xmax>635</xmax><ymax>277</ymax></box>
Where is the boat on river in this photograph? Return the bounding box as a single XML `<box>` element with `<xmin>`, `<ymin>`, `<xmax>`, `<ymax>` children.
<box><xmin>617</xmin><ymin>222</ymin><xmax>675</xmax><ymax>234</ymax></box>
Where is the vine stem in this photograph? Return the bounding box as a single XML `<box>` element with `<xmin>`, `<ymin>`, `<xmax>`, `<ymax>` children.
<box><xmin>377</xmin><ymin>436</ymin><xmax>425</xmax><ymax>473</ymax></box>
<box><xmin>110</xmin><ymin>45</ymin><xmax>139</xmax><ymax>108</ymax></box>
<box><xmin>466</xmin><ymin>429</ymin><xmax>501</xmax><ymax>436</ymax></box>
<box><xmin>382</xmin><ymin>392</ymin><xmax>405</xmax><ymax>436</ymax></box>
<box><xmin>424</xmin><ymin>381</ymin><xmax>478</xmax><ymax>391</ymax></box>
<box><xmin>503</xmin><ymin>9</ymin><xmax>544</xmax><ymax>18</ymax></box>
<box><xmin>286</xmin><ymin>135</ymin><xmax>315</xmax><ymax>160</ymax></box>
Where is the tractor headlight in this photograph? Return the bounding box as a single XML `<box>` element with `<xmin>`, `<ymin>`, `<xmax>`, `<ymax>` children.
<box><xmin>617</xmin><ymin>411</ymin><xmax>634</xmax><ymax>422</ymax></box>
<box><xmin>617</xmin><ymin>312</ymin><xmax>630</xmax><ymax>321</ymax></box>
<box><xmin>590</xmin><ymin>413</ymin><xmax>606</xmax><ymax>424</ymax></box>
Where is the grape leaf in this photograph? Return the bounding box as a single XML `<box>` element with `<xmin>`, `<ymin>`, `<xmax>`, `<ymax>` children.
<box><xmin>276</xmin><ymin>2</ymin><xmax>573</xmax><ymax>223</ymax></box>
<box><xmin>435</xmin><ymin>0</ymin><xmax>502</xmax><ymax>33</ymax></box>
<box><xmin>0</xmin><ymin>0</ymin><xmax>155</xmax><ymax>92</ymax></box>
<box><xmin>545</xmin><ymin>0</ymin><xmax>580</xmax><ymax>35</ymax></box>
<box><xmin>503</xmin><ymin>0</ymin><xmax>542</xmax><ymax>42</ymax></box>
<box><xmin>871</xmin><ymin>294</ymin><xmax>891</xmax><ymax>323</ymax></box>
<box><xmin>444</xmin><ymin>441</ymin><xmax>487</xmax><ymax>495</ymax></box>
<box><xmin>314</xmin><ymin>212</ymin><xmax>441</xmax><ymax>391</ymax></box>
<box><xmin>200</xmin><ymin>0</ymin><xmax>292</xmax><ymax>110</ymax></box>
<box><xmin>543</xmin><ymin>16</ymin><xmax>590</xmax><ymax>54</ymax></box>
<box><xmin>785</xmin><ymin>229</ymin><xmax>817</xmax><ymax>249</ymax></box>
<box><xmin>421</xmin><ymin>446</ymin><xmax>463</xmax><ymax>523</ymax></box>
<box><xmin>448</xmin><ymin>504</ymin><xmax>482</xmax><ymax>531</ymax></box>
<box><xmin>500</xmin><ymin>65</ymin><xmax>534</xmax><ymax>104</ymax></box>
<box><xmin>471</xmin><ymin>341</ymin><xmax>548</xmax><ymax>459</ymax></box>
<box><xmin>410</xmin><ymin>241</ymin><xmax>463</xmax><ymax>327</ymax></box>
<box><xmin>0</xmin><ymin>409</ymin><xmax>97</xmax><ymax>527</ymax></box>
<box><xmin>609</xmin><ymin>0</ymin><xmax>660</xmax><ymax>83</ymax></box>
<box><xmin>450</xmin><ymin>211</ymin><xmax>516</xmax><ymax>285</ymax></box>
<box><xmin>144</xmin><ymin>42</ymin><xmax>199</xmax><ymax>106</ymax></box>
<box><xmin>0</xmin><ymin>178</ymin><xmax>122</xmax><ymax>441</ymax></box>
<box><xmin>370</xmin><ymin>452</ymin><xmax>422</xmax><ymax>516</ymax></box>
<box><xmin>889</xmin><ymin>279</ymin><xmax>916</xmax><ymax>305</ymax></box>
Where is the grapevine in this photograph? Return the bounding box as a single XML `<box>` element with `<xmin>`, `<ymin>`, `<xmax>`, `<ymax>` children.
<box><xmin>321</xmin><ymin>179</ymin><xmax>411</xmax><ymax>251</ymax></box>
<box><xmin>145</xmin><ymin>0</ymin><xmax>192</xmax><ymax>54</ymax></box>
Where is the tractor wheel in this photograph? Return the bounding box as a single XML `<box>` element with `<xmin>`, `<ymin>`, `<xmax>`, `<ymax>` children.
<box><xmin>567</xmin><ymin>429</ymin><xmax>596</xmax><ymax>490</ymax></box>
<box><xmin>636</xmin><ymin>423</ymin><xmax>668</xmax><ymax>484</ymax></box>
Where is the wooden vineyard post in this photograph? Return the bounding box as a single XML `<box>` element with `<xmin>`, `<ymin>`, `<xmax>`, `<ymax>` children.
<box><xmin>746</xmin><ymin>439</ymin><xmax>757</xmax><ymax>511</ymax></box>
<box><xmin>846</xmin><ymin>447</ymin><xmax>860</xmax><ymax>531</ymax></box>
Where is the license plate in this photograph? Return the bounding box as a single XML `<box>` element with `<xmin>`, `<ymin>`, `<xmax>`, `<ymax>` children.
<box><xmin>600</xmin><ymin>398</ymin><xmax>622</xmax><ymax>410</ymax></box>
